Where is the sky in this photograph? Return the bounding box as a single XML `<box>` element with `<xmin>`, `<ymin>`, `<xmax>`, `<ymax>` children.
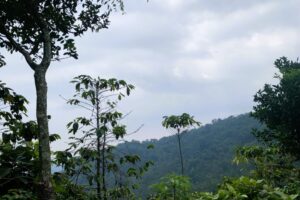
<box><xmin>1</xmin><ymin>0</ymin><xmax>300</xmax><ymax>150</ymax></box>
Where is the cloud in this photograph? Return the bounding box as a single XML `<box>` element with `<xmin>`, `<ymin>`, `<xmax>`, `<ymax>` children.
<box><xmin>1</xmin><ymin>0</ymin><xmax>300</xmax><ymax>149</ymax></box>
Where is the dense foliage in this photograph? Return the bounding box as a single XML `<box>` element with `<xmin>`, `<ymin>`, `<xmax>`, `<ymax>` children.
<box><xmin>0</xmin><ymin>0</ymin><xmax>124</xmax><ymax>64</ymax></box>
<box><xmin>0</xmin><ymin>81</ymin><xmax>38</xmax><ymax>197</ymax></box>
<box><xmin>0</xmin><ymin>1</ymin><xmax>125</xmax><ymax>198</ymax></box>
<box><xmin>149</xmin><ymin>174</ymin><xmax>192</xmax><ymax>200</ymax></box>
<box><xmin>252</xmin><ymin>57</ymin><xmax>300</xmax><ymax>159</ymax></box>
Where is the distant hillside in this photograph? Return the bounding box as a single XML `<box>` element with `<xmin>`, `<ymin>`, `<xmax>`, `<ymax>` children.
<box><xmin>117</xmin><ymin>114</ymin><xmax>263</xmax><ymax>196</ymax></box>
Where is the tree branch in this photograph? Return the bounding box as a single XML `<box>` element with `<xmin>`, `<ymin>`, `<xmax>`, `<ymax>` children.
<box><xmin>0</xmin><ymin>28</ymin><xmax>37</xmax><ymax>70</ymax></box>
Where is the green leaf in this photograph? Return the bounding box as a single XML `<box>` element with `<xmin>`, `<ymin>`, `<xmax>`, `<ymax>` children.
<box><xmin>147</xmin><ymin>144</ymin><xmax>154</xmax><ymax>149</ymax></box>
<box><xmin>0</xmin><ymin>167</ymin><xmax>11</xmax><ymax>178</ymax></box>
<box><xmin>72</xmin><ymin>122</ymin><xmax>79</xmax><ymax>134</ymax></box>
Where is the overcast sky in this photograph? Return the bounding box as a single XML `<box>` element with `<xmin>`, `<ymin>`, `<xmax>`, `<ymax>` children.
<box><xmin>1</xmin><ymin>0</ymin><xmax>300</xmax><ymax>150</ymax></box>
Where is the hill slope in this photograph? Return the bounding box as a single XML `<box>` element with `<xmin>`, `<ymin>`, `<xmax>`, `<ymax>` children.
<box><xmin>117</xmin><ymin>114</ymin><xmax>262</xmax><ymax>196</ymax></box>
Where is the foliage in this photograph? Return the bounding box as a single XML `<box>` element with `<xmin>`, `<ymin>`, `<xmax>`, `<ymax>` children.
<box><xmin>162</xmin><ymin>113</ymin><xmax>200</xmax><ymax>175</ymax></box>
<box><xmin>1</xmin><ymin>1</ymin><xmax>125</xmax><ymax>198</ymax></box>
<box><xmin>55</xmin><ymin>75</ymin><xmax>152</xmax><ymax>199</ymax></box>
<box><xmin>149</xmin><ymin>174</ymin><xmax>192</xmax><ymax>200</ymax></box>
<box><xmin>0</xmin><ymin>81</ymin><xmax>38</xmax><ymax>196</ymax></box>
<box><xmin>0</xmin><ymin>0</ymin><xmax>124</xmax><ymax>64</ymax></box>
<box><xmin>117</xmin><ymin>114</ymin><xmax>260</xmax><ymax>197</ymax></box>
<box><xmin>0</xmin><ymin>122</ymin><xmax>39</xmax><ymax>195</ymax></box>
<box><xmin>234</xmin><ymin>145</ymin><xmax>300</xmax><ymax>189</ymax></box>
<box><xmin>194</xmin><ymin>57</ymin><xmax>300</xmax><ymax>200</ymax></box>
<box><xmin>252</xmin><ymin>57</ymin><xmax>300</xmax><ymax>159</ymax></box>
<box><xmin>0</xmin><ymin>81</ymin><xmax>62</xmax><ymax>199</ymax></box>
<box><xmin>0</xmin><ymin>81</ymin><xmax>28</xmax><ymax>122</ymax></box>
<box><xmin>148</xmin><ymin>175</ymin><xmax>296</xmax><ymax>200</ymax></box>
<box><xmin>219</xmin><ymin>56</ymin><xmax>300</xmax><ymax>200</ymax></box>
<box><xmin>53</xmin><ymin>173</ymin><xmax>97</xmax><ymax>200</ymax></box>
<box><xmin>194</xmin><ymin>176</ymin><xmax>298</xmax><ymax>200</ymax></box>
<box><xmin>162</xmin><ymin>114</ymin><xmax>201</xmax><ymax>130</ymax></box>
<box><xmin>0</xmin><ymin>189</ymin><xmax>37</xmax><ymax>200</ymax></box>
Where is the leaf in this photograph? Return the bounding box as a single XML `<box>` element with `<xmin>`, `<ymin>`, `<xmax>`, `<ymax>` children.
<box><xmin>0</xmin><ymin>167</ymin><xmax>11</xmax><ymax>178</ymax></box>
<box><xmin>147</xmin><ymin>144</ymin><xmax>154</xmax><ymax>149</ymax></box>
<box><xmin>72</xmin><ymin>122</ymin><xmax>79</xmax><ymax>134</ymax></box>
<box><xmin>49</xmin><ymin>133</ymin><xmax>61</xmax><ymax>142</ymax></box>
<box><xmin>126</xmin><ymin>87</ymin><xmax>130</xmax><ymax>95</ymax></box>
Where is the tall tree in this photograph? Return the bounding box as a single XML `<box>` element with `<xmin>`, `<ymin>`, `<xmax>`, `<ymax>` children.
<box><xmin>162</xmin><ymin>113</ymin><xmax>200</xmax><ymax>175</ymax></box>
<box><xmin>66</xmin><ymin>75</ymin><xmax>134</xmax><ymax>199</ymax></box>
<box><xmin>55</xmin><ymin>75</ymin><xmax>152</xmax><ymax>199</ymax></box>
<box><xmin>252</xmin><ymin>57</ymin><xmax>300</xmax><ymax>159</ymax></box>
<box><xmin>0</xmin><ymin>1</ymin><xmax>123</xmax><ymax>198</ymax></box>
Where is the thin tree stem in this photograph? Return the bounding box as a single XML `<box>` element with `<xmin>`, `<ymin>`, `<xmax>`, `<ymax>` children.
<box><xmin>176</xmin><ymin>129</ymin><xmax>184</xmax><ymax>176</ymax></box>
<box><xmin>96</xmin><ymin>86</ymin><xmax>102</xmax><ymax>200</ymax></box>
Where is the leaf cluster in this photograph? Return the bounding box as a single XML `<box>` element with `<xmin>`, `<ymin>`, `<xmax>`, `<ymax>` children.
<box><xmin>252</xmin><ymin>57</ymin><xmax>300</xmax><ymax>159</ymax></box>
<box><xmin>162</xmin><ymin>113</ymin><xmax>200</xmax><ymax>131</ymax></box>
<box><xmin>0</xmin><ymin>0</ymin><xmax>124</xmax><ymax>64</ymax></box>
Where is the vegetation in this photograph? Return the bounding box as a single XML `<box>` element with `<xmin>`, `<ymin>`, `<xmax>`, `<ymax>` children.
<box><xmin>148</xmin><ymin>57</ymin><xmax>300</xmax><ymax>199</ymax></box>
<box><xmin>117</xmin><ymin>114</ymin><xmax>260</xmax><ymax>197</ymax></box>
<box><xmin>162</xmin><ymin>113</ymin><xmax>200</xmax><ymax>175</ymax></box>
<box><xmin>0</xmin><ymin>1</ymin><xmax>299</xmax><ymax>199</ymax></box>
<box><xmin>54</xmin><ymin>75</ymin><xmax>152</xmax><ymax>199</ymax></box>
<box><xmin>0</xmin><ymin>81</ymin><xmax>60</xmax><ymax>199</ymax></box>
<box><xmin>252</xmin><ymin>57</ymin><xmax>300</xmax><ymax>159</ymax></box>
<box><xmin>149</xmin><ymin>174</ymin><xmax>192</xmax><ymax>200</ymax></box>
<box><xmin>0</xmin><ymin>81</ymin><xmax>36</xmax><ymax>196</ymax></box>
<box><xmin>0</xmin><ymin>1</ymin><xmax>124</xmax><ymax>198</ymax></box>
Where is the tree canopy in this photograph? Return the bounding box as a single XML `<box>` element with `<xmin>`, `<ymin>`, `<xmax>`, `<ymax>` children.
<box><xmin>252</xmin><ymin>57</ymin><xmax>300</xmax><ymax>159</ymax></box>
<box><xmin>0</xmin><ymin>0</ymin><xmax>124</xmax><ymax>66</ymax></box>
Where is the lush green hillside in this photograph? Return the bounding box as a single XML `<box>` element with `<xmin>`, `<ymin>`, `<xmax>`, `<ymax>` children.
<box><xmin>117</xmin><ymin>114</ymin><xmax>262</xmax><ymax>196</ymax></box>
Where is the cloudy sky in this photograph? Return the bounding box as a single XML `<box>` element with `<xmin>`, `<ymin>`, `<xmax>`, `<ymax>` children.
<box><xmin>1</xmin><ymin>0</ymin><xmax>300</xmax><ymax>150</ymax></box>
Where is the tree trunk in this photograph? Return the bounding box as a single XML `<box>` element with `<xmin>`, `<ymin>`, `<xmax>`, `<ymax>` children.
<box><xmin>102</xmin><ymin>132</ymin><xmax>107</xmax><ymax>200</ymax></box>
<box><xmin>96</xmin><ymin>87</ymin><xmax>102</xmax><ymax>200</ymax></box>
<box><xmin>96</xmin><ymin>135</ymin><xmax>101</xmax><ymax>200</ymax></box>
<box><xmin>176</xmin><ymin>130</ymin><xmax>184</xmax><ymax>176</ymax></box>
<box><xmin>34</xmin><ymin>68</ymin><xmax>55</xmax><ymax>200</ymax></box>
<box><xmin>173</xmin><ymin>185</ymin><xmax>176</xmax><ymax>200</ymax></box>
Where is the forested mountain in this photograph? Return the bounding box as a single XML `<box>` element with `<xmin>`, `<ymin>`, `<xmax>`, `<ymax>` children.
<box><xmin>117</xmin><ymin>114</ymin><xmax>262</xmax><ymax>196</ymax></box>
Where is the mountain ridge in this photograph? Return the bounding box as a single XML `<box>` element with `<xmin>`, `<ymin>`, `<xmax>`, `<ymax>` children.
<box><xmin>117</xmin><ymin>113</ymin><xmax>262</xmax><ymax>196</ymax></box>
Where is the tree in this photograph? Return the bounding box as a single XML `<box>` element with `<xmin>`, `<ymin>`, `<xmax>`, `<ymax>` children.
<box><xmin>0</xmin><ymin>1</ymin><xmax>124</xmax><ymax>198</ymax></box>
<box><xmin>0</xmin><ymin>81</ymin><xmax>62</xmax><ymax>199</ymax></box>
<box><xmin>194</xmin><ymin>176</ymin><xmax>298</xmax><ymax>200</ymax></box>
<box><xmin>162</xmin><ymin>113</ymin><xmax>200</xmax><ymax>175</ymax></box>
<box><xmin>252</xmin><ymin>57</ymin><xmax>300</xmax><ymax>159</ymax></box>
<box><xmin>234</xmin><ymin>145</ymin><xmax>300</xmax><ymax>190</ymax></box>
<box><xmin>149</xmin><ymin>174</ymin><xmax>192</xmax><ymax>200</ymax></box>
<box><xmin>55</xmin><ymin>75</ymin><xmax>151</xmax><ymax>199</ymax></box>
<box><xmin>0</xmin><ymin>81</ymin><xmax>35</xmax><ymax>196</ymax></box>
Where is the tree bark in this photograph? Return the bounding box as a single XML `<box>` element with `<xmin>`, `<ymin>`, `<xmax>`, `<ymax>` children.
<box><xmin>34</xmin><ymin>68</ymin><xmax>55</xmax><ymax>200</ymax></box>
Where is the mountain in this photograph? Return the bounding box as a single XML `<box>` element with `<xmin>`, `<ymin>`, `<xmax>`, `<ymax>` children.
<box><xmin>117</xmin><ymin>113</ymin><xmax>263</xmax><ymax>196</ymax></box>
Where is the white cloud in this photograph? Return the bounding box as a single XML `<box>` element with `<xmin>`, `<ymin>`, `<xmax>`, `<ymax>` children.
<box><xmin>1</xmin><ymin>0</ymin><xmax>300</xmax><ymax>150</ymax></box>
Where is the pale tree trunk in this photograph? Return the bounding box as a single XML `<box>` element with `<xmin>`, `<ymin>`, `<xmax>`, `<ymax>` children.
<box><xmin>34</xmin><ymin>67</ymin><xmax>55</xmax><ymax>200</ymax></box>
<box><xmin>1</xmin><ymin>5</ymin><xmax>55</xmax><ymax>198</ymax></box>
